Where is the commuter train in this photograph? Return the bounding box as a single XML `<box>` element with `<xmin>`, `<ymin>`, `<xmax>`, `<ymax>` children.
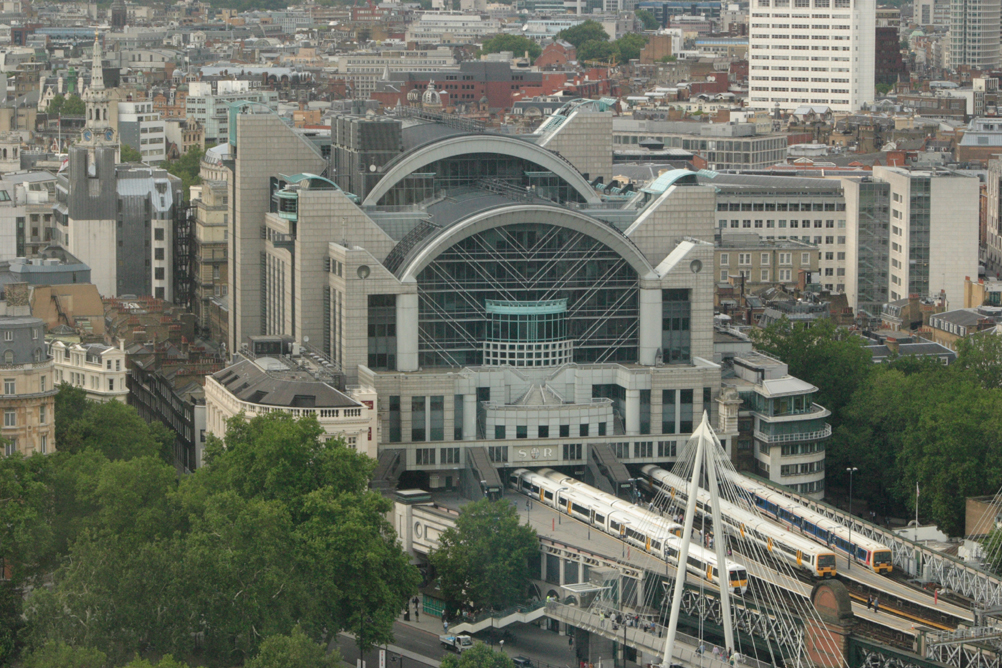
<box><xmin>508</xmin><ymin>468</ymin><xmax>749</xmax><ymax>594</ymax></box>
<box><xmin>641</xmin><ymin>465</ymin><xmax>837</xmax><ymax>578</ymax></box>
<box><xmin>722</xmin><ymin>471</ymin><xmax>893</xmax><ymax>574</ymax></box>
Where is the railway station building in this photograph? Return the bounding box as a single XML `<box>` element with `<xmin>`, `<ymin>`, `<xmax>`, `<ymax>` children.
<box><xmin>215</xmin><ymin>101</ymin><xmax>831</xmax><ymax>498</ymax></box>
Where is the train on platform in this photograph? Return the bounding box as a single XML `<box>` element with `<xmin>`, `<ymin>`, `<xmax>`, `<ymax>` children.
<box><xmin>721</xmin><ymin>471</ymin><xmax>893</xmax><ymax>574</ymax></box>
<box><xmin>640</xmin><ymin>465</ymin><xmax>837</xmax><ymax>578</ymax></box>
<box><xmin>508</xmin><ymin>468</ymin><xmax>749</xmax><ymax>595</ymax></box>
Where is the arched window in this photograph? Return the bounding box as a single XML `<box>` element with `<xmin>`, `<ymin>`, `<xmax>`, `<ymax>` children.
<box><xmin>88</xmin><ymin>108</ymin><xmax>92</xmax><ymax>121</ymax></box>
<box><xmin>4</xmin><ymin>350</ymin><xmax>13</xmax><ymax>364</ymax></box>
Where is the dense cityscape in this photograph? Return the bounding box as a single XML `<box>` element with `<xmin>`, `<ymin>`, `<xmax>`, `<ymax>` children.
<box><xmin>2</xmin><ymin>0</ymin><xmax>1002</xmax><ymax>666</ymax></box>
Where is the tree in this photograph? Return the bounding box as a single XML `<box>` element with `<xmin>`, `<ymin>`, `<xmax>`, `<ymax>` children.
<box><xmin>956</xmin><ymin>333</ymin><xmax>1002</xmax><ymax>389</ymax></box>
<box><xmin>430</xmin><ymin>498</ymin><xmax>538</xmax><ymax>612</ymax></box>
<box><xmin>875</xmin><ymin>83</ymin><xmax>893</xmax><ymax>96</ymax></box>
<box><xmin>54</xmin><ymin>383</ymin><xmax>88</xmax><ymax>448</ymax></box>
<box><xmin>120</xmin><ymin>143</ymin><xmax>143</xmax><ymax>163</ymax></box>
<box><xmin>440</xmin><ymin>642</ymin><xmax>515</xmax><ymax>668</ymax></box>
<box><xmin>22</xmin><ymin>411</ymin><xmax>418</xmax><ymax>665</ymax></box>
<box><xmin>165</xmin><ymin>145</ymin><xmax>204</xmax><ymax>201</ymax></box>
<box><xmin>245</xmin><ymin>626</ymin><xmax>342</xmax><ymax>668</ymax></box>
<box><xmin>750</xmin><ymin>317</ymin><xmax>871</xmax><ymax>425</ymax></box>
<box><xmin>615</xmin><ymin>33</ymin><xmax>649</xmax><ymax>62</ymax></box>
<box><xmin>20</xmin><ymin>641</ymin><xmax>107</xmax><ymax>668</ymax></box>
<box><xmin>636</xmin><ymin>9</ymin><xmax>659</xmax><ymax>30</ymax></box>
<box><xmin>557</xmin><ymin>20</ymin><xmax>609</xmax><ymax>48</ymax></box>
<box><xmin>62</xmin><ymin>95</ymin><xmax>85</xmax><ymax>117</ymax></box>
<box><xmin>480</xmin><ymin>34</ymin><xmax>541</xmax><ymax>61</ymax></box>
<box><xmin>578</xmin><ymin>40</ymin><xmax>620</xmax><ymax>64</ymax></box>
<box><xmin>0</xmin><ymin>452</ymin><xmax>53</xmax><ymax>586</ymax></box>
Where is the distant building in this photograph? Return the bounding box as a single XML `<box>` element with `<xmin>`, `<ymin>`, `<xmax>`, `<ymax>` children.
<box><xmin>205</xmin><ymin>337</ymin><xmax>378</xmax><ymax>458</ymax></box>
<box><xmin>48</xmin><ymin>339</ymin><xmax>128</xmax><ymax>403</ymax></box>
<box><xmin>715</xmin><ymin>234</ymin><xmax>817</xmax><ymax>299</ymax></box>
<box><xmin>715</xmin><ymin>332</ymin><xmax>830</xmax><ymax>499</ymax></box>
<box><xmin>55</xmin><ymin>150</ymin><xmax>183</xmax><ymax>300</ymax></box>
<box><xmin>842</xmin><ymin>166</ymin><xmax>980</xmax><ymax>317</ymax></box>
<box><xmin>747</xmin><ymin>0</ymin><xmax>875</xmax><ymax>113</ymax></box>
<box><xmin>950</xmin><ymin>0</ymin><xmax>1001</xmax><ymax>69</ymax></box>
<box><xmin>0</xmin><ymin>284</ymin><xmax>55</xmax><ymax>457</ymax></box>
<box><xmin>117</xmin><ymin>100</ymin><xmax>166</xmax><ymax>163</ymax></box>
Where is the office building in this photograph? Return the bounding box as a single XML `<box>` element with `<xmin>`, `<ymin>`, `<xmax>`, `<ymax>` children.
<box><xmin>950</xmin><ymin>0</ymin><xmax>1001</xmax><ymax>70</ymax></box>
<box><xmin>709</xmin><ymin>174</ymin><xmax>846</xmax><ymax>292</ymax></box>
<box><xmin>612</xmin><ymin>119</ymin><xmax>788</xmax><ymax>171</ymax></box>
<box><xmin>335</xmin><ymin>48</ymin><xmax>457</xmax><ymax>98</ymax></box>
<box><xmin>185</xmin><ymin>81</ymin><xmax>278</xmax><ymax>145</ymax></box>
<box><xmin>55</xmin><ymin>151</ymin><xmax>183</xmax><ymax>300</ymax></box>
<box><xmin>117</xmin><ymin>100</ymin><xmax>166</xmax><ymax>163</ymax></box>
<box><xmin>748</xmin><ymin>0</ymin><xmax>875</xmax><ymax>112</ymax></box>
<box><xmin>842</xmin><ymin>166</ymin><xmax>980</xmax><ymax>316</ymax></box>
<box><xmin>193</xmin><ymin>180</ymin><xmax>228</xmax><ymax>333</ymax></box>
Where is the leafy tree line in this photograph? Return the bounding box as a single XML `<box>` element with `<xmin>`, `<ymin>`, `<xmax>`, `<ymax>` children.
<box><xmin>1</xmin><ymin>384</ymin><xmax>418</xmax><ymax>666</ymax></box>
<box><xmin>752</xmin><ymin>319</ymin><xmax>1002</xmax><ymax>536</ymax></box>
<box><xmin>556</xmin><ymin>20</ymin><xmax>650</xmax><ymax>64</ymax></box>
<box><xmin>47</xmin><ymin>94</ymin><xmax>85</xmax><ymax>117</ymax></box>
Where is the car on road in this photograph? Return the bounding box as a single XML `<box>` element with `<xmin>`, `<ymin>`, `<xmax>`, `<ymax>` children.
<box><xmin>512</xmin><ymin>657</ymin><xmax>534</xmax><ymax>668</ymax></box>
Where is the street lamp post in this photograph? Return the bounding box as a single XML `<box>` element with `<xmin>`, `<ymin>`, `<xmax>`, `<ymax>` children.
<box><xmin>846</xmin><ymin>467</ymin><xmax>858</xmax><ymax>571</ymax></box>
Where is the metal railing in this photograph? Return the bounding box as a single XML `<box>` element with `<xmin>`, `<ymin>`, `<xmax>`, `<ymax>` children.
<box><xmin>754</xmin><ymin>426</ymin><xmax>831</xmax><ymax>445</ymax></box>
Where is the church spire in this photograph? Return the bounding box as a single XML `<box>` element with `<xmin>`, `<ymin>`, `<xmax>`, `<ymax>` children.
<box><xmin>90</xmin><ymin>32</ymin><xmax>104</xmax><ymax>92</ymax></box>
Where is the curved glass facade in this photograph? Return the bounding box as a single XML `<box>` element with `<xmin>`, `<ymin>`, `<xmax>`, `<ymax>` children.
<box><xmin>416</xmin><ymin>222</ymin><xmax>639</xmax><ymax>367</ymax></box>
<box><xmin>485</xmin><ymin>299</ymin><xmax>571</xmax><ymax>368</ymax></box>
<box><xmin>377</xmin><ymin>153</ymin><xmax>590</xmax><ymax>206</ymax></box>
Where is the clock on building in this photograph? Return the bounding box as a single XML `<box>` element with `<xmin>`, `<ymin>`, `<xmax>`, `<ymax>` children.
<box><xmin>105</xmin><ymin>129</ymin><xmax>114</xmax><ymax>141</ymax></box>
<box><xmin>83</xmin><ymin>130</ymin><xmax>92</xmax><ymax>141</ymax></box>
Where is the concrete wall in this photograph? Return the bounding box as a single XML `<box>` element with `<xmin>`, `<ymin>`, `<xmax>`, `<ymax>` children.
<box><xmin>230</xmin><ymin>113</ymin><xmax>326</xmax><ymax>352</ymax></box>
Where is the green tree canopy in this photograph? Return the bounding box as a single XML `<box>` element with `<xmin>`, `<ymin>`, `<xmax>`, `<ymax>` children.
<box><xmin>557</xmin><ymin>20</ymin><xmax>609</xmax><ymax>48</ymax></box>
<box><xmin>47</xmin><ymin>94</ymin><xmax>85</xmax><ymax>117</ymax></box>
<box><xmin>440</xmin><ymin>642</ymin><xmax>515</xmax><ymax>668</ymax></box>
<box><xmin>636</xmin><ymin>9</ymin><xmax>659</xmax><ymax>29</ymax></box>
<box><xmin>750</xmin><ymin>317</ymin><xmax>871</xmax><ymax>424</ymax></box>
<box><xmin>430</xmin><ymin>498</ymin><xmax>538</xmax><ymax>612</ymax></box>
<box><xmin>23</xmin><ymin>411</ymin><xmax>419</xmax><ymax>666</ymax></box>
<box><xmin>120</xmin><ymin>143</ymin><xmax>143</xmax><ymax>163</ymax></box>
<box><xmin>615</xmin><ymin>33</ymin><xmax>649</xmax><ymax>62</ymax></box>
<box><xmin>20</xmin><ymin>641</ymin><xmax>107</xmax><ymax>668</ymax></box>
<box><xmin>480</xmin><ymin>34</ymin><xmax>542</xmax><ymax>61</ymax></box>
<box><xmin>956</xmin><ymin>333</ymin><xmax>1002</xmax><ymax>389</ymax></box>
<box><xmin>578</xmin><ymin>39</ymin><xmax>620</xmax><ymax>64</ymax></box>
<box><xmin>245</xmin><ymin>626</ymin><xmax>342</xmax><ymax>668</ymax></box>
<box><xmin>166</xmin><ymin>145</ymin><xmax>205</xmax><ymax>201</ymax></box>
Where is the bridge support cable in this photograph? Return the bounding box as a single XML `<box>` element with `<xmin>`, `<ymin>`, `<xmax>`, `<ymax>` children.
<box><xmin>647</xmin><ymin>412</ymin><xmax>851</xmax><ymax>668</ymax></box>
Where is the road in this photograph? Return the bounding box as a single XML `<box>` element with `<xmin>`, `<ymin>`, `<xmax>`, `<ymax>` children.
<box><xmin>337</xmin><ymin>619</ymin><xmax>583</xmax><ymax>668</ymax></box>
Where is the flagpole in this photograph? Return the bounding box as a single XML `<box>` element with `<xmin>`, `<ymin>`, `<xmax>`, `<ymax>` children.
<box><xmin>915</xmin><ymin>481</ymin><xmax>919</xmax><ymax>543</ymax></box>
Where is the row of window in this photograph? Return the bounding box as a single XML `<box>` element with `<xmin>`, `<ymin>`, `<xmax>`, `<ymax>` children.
<box><xmin>3</xmin><ymin>404</ymin><xmax>46</xmax><ymax>427</ymax></box>
<box><xmin>494</xmin><ymin>423</ymin><xmax>608</xmax><ymax>439</ymax></box>
<box><xmin>724</xmin><ymin>251</ymin><xmax>812</xmax><ymax>266</ymax></box>
<box><xmin>2</xmin><ymin>434</ymin><xmax>47</xmax><ymax>457</ymax></box>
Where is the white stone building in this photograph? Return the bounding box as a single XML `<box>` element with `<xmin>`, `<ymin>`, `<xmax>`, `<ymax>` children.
<box><xmin>48</xmin><ymin>340</ymin><xmax>129</xmax><ymax>403</ymax></box>
<box><xmin>748</xmin><ymin>0</ymin><xmax>875</xmax><ymax>112</ymax></box>
<box><xmin>204</xmin><ymin>351</ymin><xmax>378</xmax><ymax>458</ymax></box>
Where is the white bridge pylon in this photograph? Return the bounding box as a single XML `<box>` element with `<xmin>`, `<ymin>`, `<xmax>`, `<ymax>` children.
<box><xmin>663</xmin><ymin>411</ymin><xmax>736</xmax><ymax>665</ymax></box>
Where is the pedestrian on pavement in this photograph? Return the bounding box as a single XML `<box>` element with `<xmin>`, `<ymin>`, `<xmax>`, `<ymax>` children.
<box><xmin>874</xmin><ymin>597</ymin><xmax>880</xmax><ymax>614</ymax></box>
<box><xmin>866</xmin><ymin>595</ymin><xmax>873</xmax><ymax>611</ymax></box>
<box><xmin>569</xmin><ymin>635</ymin><xmax>574</xmax><ymax>648</ymax></box>
<box><xmin>415</xmin><ymin>608</ymin><xmax>419</xmax><ymax>622</ymax></box>
<box><xmin>444</xmin><ymin>619</ymin><xmax>449</xmax><ymax>632</ymax></box>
